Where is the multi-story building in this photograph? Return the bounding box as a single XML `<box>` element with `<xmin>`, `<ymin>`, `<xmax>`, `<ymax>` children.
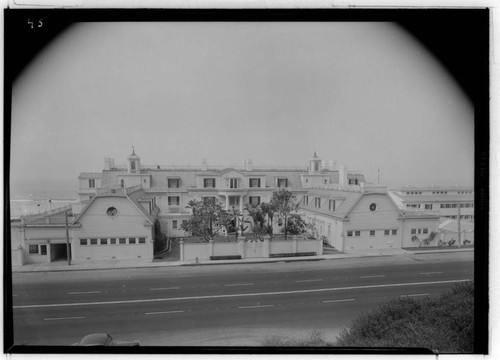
<box><xmin>389</xmin><ymin>186</ymin><xmax>474</xmax><ymax>221</ymax></box>
<box><xmin>78</xmin><ymin>150</ymin><xmax>366</xmax><ymax>237</ymax></box>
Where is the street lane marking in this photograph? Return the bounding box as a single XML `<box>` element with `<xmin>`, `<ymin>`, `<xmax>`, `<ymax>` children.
<box><xmin>149</xmin><ymin>287</ymin><xmax>180</xmax><ymax>291</ymax></box>
<box><xmin>238</xmin><ymin>305</ymin><xmax>274</xmax><ymax>309</ymax></box>
<box><xmin>13</xmin><ymin>279</ymin><xmax>470</xmax><ymax>309</ymax></box>
<box><xmin>401</xmin><ymin>293</ymin><xmax>430</xmax><ymax>298</ymax></box>
<box><xmin>44</xmin><ymin>316</ymin><xmax>85</xmax><ymax>321</ymax></box>
<box><xmin>225</xmin><ymin>283</ymin><xmax>253</xmax><ymax>287</ymax></box>
<box><xmin>13</xmin><ymin>295</ymin><xmax>18</xmax><ymax>297</ymax></box>
<box><xmin>323</xmin><ymin>299</ymin><xmax>356</xmax><ymax>303</ymax></box>
<box><xmin>67</xmin><ymin>291</ymin><xmax>101</xmax><ymax>295</ymax></box>
<box><xmin>145</xmin><ymin>310</ymin><xmax>184</xmax><ymax>315</ymax></box>
<box><xmin>295</xmin><ymin>279</ymin><xmax>322</xmax><ymax>283</ymax></box>
<box><xmin>420</xmin><ymin>272</ymin><xmax>443</xmax><ymax>275</ymax></box>
<box><xmin>360</xmin><ymin>275</ymin><xmax>385</xmax><ymax>278</ymax></box>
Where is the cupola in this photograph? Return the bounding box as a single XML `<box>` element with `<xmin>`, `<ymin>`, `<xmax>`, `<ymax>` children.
<box><xmin>308</xmin><ymin>152</ymin><xmax>322</xmax><ymax>174</ymax></box>
<box><xmin>128</xmin><ymin>147</ymin><xmax>141</xmax><ymax>174</ymax></box>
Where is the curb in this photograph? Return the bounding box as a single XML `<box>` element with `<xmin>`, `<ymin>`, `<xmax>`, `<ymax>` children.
<box><xmin>11</xmin><ymin>248</ymin><xmax>474</xmax><ymax>273</ymax></box>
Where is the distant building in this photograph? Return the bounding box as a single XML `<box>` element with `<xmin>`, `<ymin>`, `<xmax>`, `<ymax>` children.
<box><xmin>389</xmin><ymin>186</ymin><xmax>474</xmax><ymax>221</ymax></box>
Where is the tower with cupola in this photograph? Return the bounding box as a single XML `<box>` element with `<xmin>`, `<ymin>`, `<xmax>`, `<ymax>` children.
<box><xmin>128</xmin><ymin>147</ymin><xmax>141</xmax><ymax>174</ymax></box>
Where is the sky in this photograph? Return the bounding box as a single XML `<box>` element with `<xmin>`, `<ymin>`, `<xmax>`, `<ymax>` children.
<box><xmin>10</xmin><ymin>21</ymin><xmax>474</xmax><ymax>195</ymax></box>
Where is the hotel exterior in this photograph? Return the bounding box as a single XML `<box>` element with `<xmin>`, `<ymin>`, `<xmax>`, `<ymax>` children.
<box><xmin>12</xmin><ymin>150</ymin><xmax>468</xmax><ymax>266</ymax></box>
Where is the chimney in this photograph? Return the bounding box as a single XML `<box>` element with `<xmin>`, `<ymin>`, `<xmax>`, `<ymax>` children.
<box><xmin>328</xmin><ymin>160</ymin><xmax>336</xmax><ymax>171</ymax></box>
<box><xmin>246</xmin><ymin>159</ymin><xmax>253</xmax><ymax>171</ymax></box>
<box><xmin>202</xmin><ymin>158</ymin><xmax>207</xmax><ymax>171</ymax></box>
<box><xmin>339</xmin><ymin>164</ymin><xmax>348</xmax><ymax>191</ymax></box>
<box><xmin>104</xmin><ymin>158</ymin><xmax>114</xmax><ymax>170</ymax></box>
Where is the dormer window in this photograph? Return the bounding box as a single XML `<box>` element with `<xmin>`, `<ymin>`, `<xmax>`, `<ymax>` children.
<box><xmin>277</xmin><ymin>178</ymin><xmax>288</xmax><ymax>188</ymax></box>
<box><xmin>168</xmin><ymin>178</ymin><xmax>180</xmax><ymax>188</ymax></box>
<box><xmin>203</xmin><ymin>178</ymin><xmax>216</xmax><ymax>188</ymax></box>
<box><xmin>89</xmin><ymin>179</ymin><xmax>95</xmax><ymax>188</ymax></box>
<box><xmin>120</xmin><ymin>179</ymin><xmax>125</xmax><ymax>188</ymax></box>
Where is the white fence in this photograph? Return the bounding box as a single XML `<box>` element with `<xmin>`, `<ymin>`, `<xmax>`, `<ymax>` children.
<box><xmin>180</xmin><ymin>236</ymin><xmax>322</xmax><ymax>261</ymax></box>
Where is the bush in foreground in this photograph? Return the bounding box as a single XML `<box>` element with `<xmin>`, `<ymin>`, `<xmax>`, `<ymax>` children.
<box><xmin>336</xmin><ymin>281</ymin><xmax>474</xmax><ymax>353</ymax></box>
<box><xmin>261</xmin><ymin>330</ymin><xmax>329</xmax><ymax>347</ymax></box>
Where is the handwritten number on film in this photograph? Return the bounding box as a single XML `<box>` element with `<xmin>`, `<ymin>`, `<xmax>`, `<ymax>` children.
<box><xmin>27</xmin><ymin>18</ymin><xmax>43</xmax><ymax>29</ymax></box>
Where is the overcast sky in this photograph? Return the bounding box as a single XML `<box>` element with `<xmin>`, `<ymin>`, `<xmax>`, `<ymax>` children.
<box><xmin>11</xmin><ymin>21</ymin><xmax>474</xmax><ymax>192</ymax></box>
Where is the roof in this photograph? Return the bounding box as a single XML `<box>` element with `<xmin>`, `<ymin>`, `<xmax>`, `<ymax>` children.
<box><xmin>439</xmin><ymin>219</ymin><xmax>474</xmax><ymax>233</ymax></box>
<box><xmin>391</xmin><ymin>194</ymin><xmax>474</xmax><ymax>203</ymax></box>
<box><xmin>391</xmin><ymin>185</ymin><xmax>474</xmax><ymax>191</ymax></box>
<box><xmin>73</xmin><ymin>187</ymin><xmax>157</xmax><ymax>225</ymax></box>
<box><xmin>299</xmin><ymin>189</ymin><xmax>363</xmax><ymax>219</ymax></box>
<box><xmin>78</xmin><ymin>172</ymin><xmax>102</xmax><ymax>179</ymax></box>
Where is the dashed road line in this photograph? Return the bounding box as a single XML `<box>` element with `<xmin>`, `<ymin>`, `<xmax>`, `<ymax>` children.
<box><xmin>44</xmin><ymin>316</ymin><xmax>85</xmax><ymax>321</ymax></box>
<box><xmin>145</xmin><ymin>310</ymin><xmax>184</xmax><ymax>315</ymax></box>
<box><xmin>68</xmin><ymin>291</ymin><xmax>101</xmax><ymax>295</ymax></box>
<box><xmin>360</xmin><ymin>275</ymin><xmax>385</xmax><ymax>278</ymax></box>
<box><xmin>400</xmin><ymin>293</ymin><xmax>430</xmax><ymax>298</ymax></box>
<box><xmin>420</xmin><ymin>272</ymin><xmax>443</xmax><ymax>275</ymax></box>
<box><xmin>323</xmin><ymin>299</ymin><xmax>356</xmax><ymax>303</ymax></box>
<box><xmin>13</xmin><ymin>279</ymin><xmax>470</xmax><ymax>309</ymax></box>
<box><xmin>295</xmin><ymin>279</ymin><xmax>322</xmax><ymax>283</ymax></box>
<box><xmin>149</xmin><ymin>287</ymin><xmax>180</xmax><ymax>291</ymax></box>
<box><xmin>238</xmin><ymin>305</ymin><xmax>274</xmax><ymax>309</ymax></box>
<box><xmin>224</xmin><ymin>283</ymin><xmax>253</xmax><ymax>287</ymax></box>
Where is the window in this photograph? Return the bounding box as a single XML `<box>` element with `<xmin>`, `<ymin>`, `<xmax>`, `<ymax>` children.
<box><xmin>349</xmin><ymin>178</ymin><xmax>359</xmax><ymax>185</ymax></box>
<box><xmin>129</xmin><ymin>238</ymin><xmax>136</xmax><ymax>244</ymax></box>
<box><xmin>354</xmin><ymin>231</ymin><xmax>361</xmax><ymax>236</ymax></box>
<box><xmin>131</xmin><ymin>161</ymin><xmax>136</xmax><ymax>171</ymax></box>
<box><xmin>314</xmin><ymin>162</ymin><xmax>320</xmax><ymax>171</ymax></box>
<box><xmin>110</xmin><ymin>238</ymin><xmax>116</xmax><ymax>245</ymax></box>
<box><xmin>425</xmin><ymin>204</ymin><xmax>433</xmax><ymax>210</ymax></box>
<box><xmin>417</xmin><ymin>229</ymin><xmax>422</xmax><ymax>234</ymax></box>
<box><xmin>100</xmin><ymin>238</ymin><xmax>108</xmax><ymax>245</ymax></box>
<box><xmin>411</xmin><ymin>229</ymin><xmax>416</xmax><ymax>235</ymax></box>
<box><xmin>107</xmin><ymin>207</ymin><xmax>118</xmax><ymax>217</ymax></box>
<box><xmin>347</xmin><ymin>231</ymin><xmax>353</xmax><ymax>237</ymax></box>
<box><xmin>168</xmin><ymin>178</ymin><xmax>180</xmax><ymax>188</ymax></box>
<box><xmin>229</xmin><ymin>196</ymin><xmax>240</xmax><ymax>207</ymax></box>
<box><xmin>119</xmin><ymin>238</ymin><xmax>126</xmax><ymax>244</ymax></box>
<box><xmin>278</xmin><ymin>218</ymin><xmax>283</xmax><ymax>226</ymax></box>
<box><xmin>384</xmin><ymin>230</ymin><xmax>390</xmax><ymax>235</ymax></box>
<box><xmin>203</xmin><ymin>196</ymin><xmax>216</xmax><ymax>204</ymax></box>
<box><xmin>139</xmin><ymin>237</ymin><xmax>146</xmax><ymax>244</ymax></box>
<box><xmin>120</xmin><ymin>179</ymin><xmax>125</xmax><ymax>188</ymax></box>
<box><xmin>203</xmin><ymin>178</ymin><xmax>216</xmax><ymax>188</ymax></box>
<box><xmin>303</xmin><ymin>196</ymin><xmax>309</xmax><ymax>205</ymax></box>
<box><xmin>168</xmin><ymin>196</ymin><xmax>180</xmax><ymax>206</ymax></box>
<box><xmin>392</xmin><ymin>229</ymin><xmax>397</xmax><ymax>235</ymax></box>
<box><xmin>40</xmin><ymin>245</ymin><xmax>47</xmax><ymax>255</ymax></box>
<box><xmin>90</xmin><ymin>238</ymin><xmax>98</xmax><ymax>245</ymax></box>
<box><xmin>249</xmin><ymin>178</ymin><xmax>261</xmax><ymax>188</ymax></box>
<box><xmin>277</xmin><ymin>178</ymin><xmax>288</xmax><ymax>188</ymax></box>
<box><xmin>229</xmin><ymin>178</ymin><xmax>239</xmax><ymax>189</ymax></box>
<box><xmin>29</xmin><ymin>245</ymin><xmax>38</xmax><ymax>254</ymax></box>
<box><xmin>249</xmin><ymin>196</ymin><xmax>261</xmax><ymax>205</ymax></box>
<box><xmin>172</xmin><ymin>220</ymin><xmax>178</xmax><ymax>229</ymax></box>
<box><xmin>182</xmin><ymin>220</ymin><xmax>188</xmax><ymax>227</ymax></box>
<box><xmin>80</xmin><ymin>239</ymin><xmax>88</xmax><ymax>246</ymax></box>
<box><xmin>329</xmin><ymin>199</ymin><xmax>335</xmax><ymax>211</ymax></box>
<box><xmin>451</xmin><ymin>204</ymin><xmax>458</xmax><ymax>208</ymax></box>
<box><xmin>370</xmin><ymin>230</ymin><xmax>376</xmax><ymax>236</ymax></box>
<box><xmin>423</xmin><ymin>228</ymin><xmax>428</xmax><ymax>234</ymax></box>
<box><xmin>315</xmin><ymin>197</ymin><xmax>321</xmax><ymax>208</ymax></box>
<box><xmin>89</xmin><ymin>179</ymin><xmax>95</xmax><ymax>188</ymax></box>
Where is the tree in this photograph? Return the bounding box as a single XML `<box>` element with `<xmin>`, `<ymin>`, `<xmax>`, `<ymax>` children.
<box><xmin>270</xmin><ymin>188</ymin><xmax>299</xmax><ymax>240</ymax></box>
<box><xmin>181</xmin><ymin>198</ymin><xmax>225</xmax><ymax>242</ymax></box>
<box><xmin>259</xmin><ymin>202</ymin><xmax>276</xmax><ymax>238</ymax></box>
<box><xmin>245</xmin><ymin>202</ymin><xmax>267</xmax><ymax>240</ymax></box>
<box><xmin>282</xmin><ymin>213</ymin><xmax>309</xmax><ymax>235</ymax></box>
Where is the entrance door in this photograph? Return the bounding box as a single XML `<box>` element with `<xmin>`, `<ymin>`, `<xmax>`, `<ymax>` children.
<box><xmin>50</xmin><ymin>243</ymin><xmax>68</xmax><ymax>262</ymax></box>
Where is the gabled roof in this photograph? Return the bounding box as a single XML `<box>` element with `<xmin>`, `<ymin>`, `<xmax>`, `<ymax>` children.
<box><xmin>73</xmin><ymin>188</ymin><xmax>157</xmax><ymax>225</ymax></box>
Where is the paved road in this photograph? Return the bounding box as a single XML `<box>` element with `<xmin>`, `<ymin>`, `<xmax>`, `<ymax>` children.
<box><xmin>10</xmin><ymin>252</ymin><xmax>474</xmax><ymax>346</ymax></box>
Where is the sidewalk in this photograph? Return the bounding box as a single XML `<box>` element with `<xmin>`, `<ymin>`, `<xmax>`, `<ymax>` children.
<box><xmin>11</xmin><ymin>247</ymin><xmax>474</xmax><ymax>273</ymax></box>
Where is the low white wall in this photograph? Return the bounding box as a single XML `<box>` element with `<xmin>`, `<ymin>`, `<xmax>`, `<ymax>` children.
<box><xmin>183</xmin><ymin>242</ymin><xmax>210</xmax><ymax>260</ymax></box>
<box><xmin>297</xmin><ymin>239</ymin><xmax>318</xmax><ymax>253</ymax></box>
<box><xmin>270</xmin><ymin>240</ymin><xmax>294</xmax><ymax>254</ymax></box>
<box><xmin>214</xmin><ymin>243</ymin><xmax>239</xmax><ymax>256</ymax></box>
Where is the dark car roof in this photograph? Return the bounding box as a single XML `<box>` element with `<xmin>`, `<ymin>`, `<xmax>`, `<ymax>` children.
<box><xmin>79</xmin><ymin>333</ymin><xmax>111</xmax><ymax>345</ymax></box>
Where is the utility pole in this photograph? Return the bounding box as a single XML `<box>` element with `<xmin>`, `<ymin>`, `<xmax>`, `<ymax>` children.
<box><xmin>377</xmin><ymin>168</ymin><xmax>380</xmax><ymax>184</ymax></box>
<box><xmin>65</xmin><ymin>210</ymin><xmax>71</xmax><ymax>265</ymax></box>
<box><xmin>457</xmin><ymin>204</ymin><xmax>461</xmax><ymax>247</ymax></box>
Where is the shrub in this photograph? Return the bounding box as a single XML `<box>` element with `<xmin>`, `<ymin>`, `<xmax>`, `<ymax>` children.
<box><xmin>336</xmin><ymin>282</ymin><xmax>474</xmax><ymax>353</ymax></box>
<box><xmin>261</xmin><ymin>330</ymin><xmax>329</xmax><ymax>347</ymax></box>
